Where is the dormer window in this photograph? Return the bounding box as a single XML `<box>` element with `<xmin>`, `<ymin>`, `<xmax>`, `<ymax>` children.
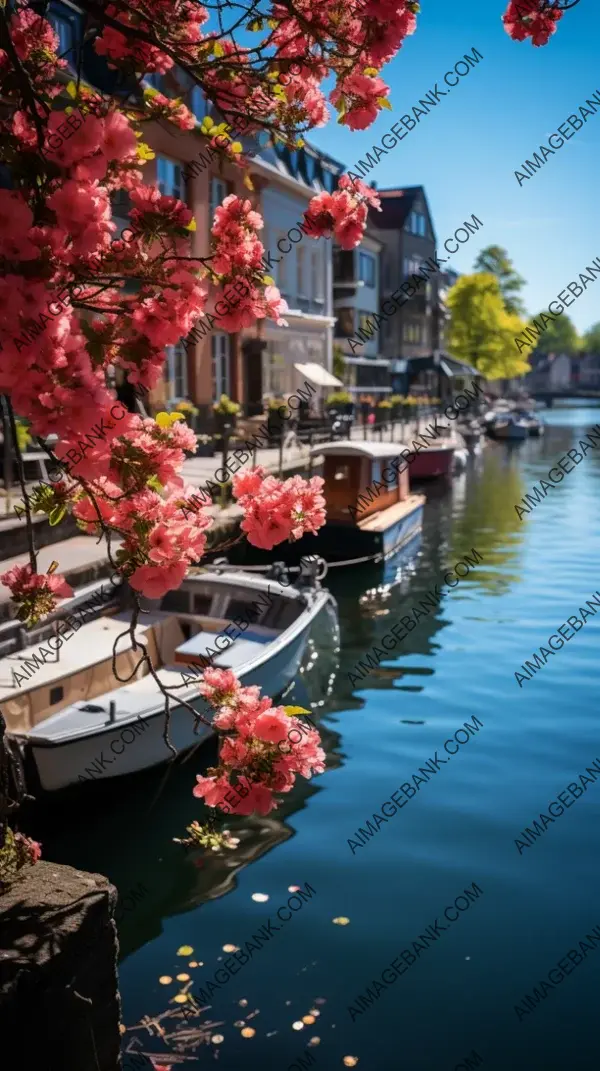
<box><xmin>323</xmin><ymin>170</ymin><xmax>337</xmax><ymax>193</ymax></box>
<box><xmin>304</xmin><ymin>153</ymin><xmax>316</xmax><ymax>183</ymax></box>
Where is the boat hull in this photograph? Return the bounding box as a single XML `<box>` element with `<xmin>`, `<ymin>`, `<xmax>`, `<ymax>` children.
<box><xmin>409</xmin><ymin>447</ymin><xmax>455</xmax><ymax>480</ymax></box>
<box><xmin>27</xmin><ymin>595</ymin><xmax>329</xmax><ymax>791</ymax></box>
<box><xmin>288</xmin><ymin>498</ymin><xmax>424</xmax><ymax>564</ymax></box>
<box><xmin>493</xmin><ymin>423</ymin><xmax>528</xmax><ymax>441</ymax></box>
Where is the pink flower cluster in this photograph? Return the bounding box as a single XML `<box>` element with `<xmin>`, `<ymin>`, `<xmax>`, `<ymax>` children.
<box><xmin>303</xmin><ymin>174</ymin><xmax>381</xmax><ymax>249</ymax></box>
<box><xmin>192</xmin><ymin>669</ymin><xmax>325</xmax><ymax>816</ymax></box>
<box><xmin>502</xmin><ymin>0</ymin><xmax>563</xmax><ymax>45</ymax></box>
<box><xmin>0</xmin><ymin>564</ymin><xmax>73</xmax><ymax>627</ymax></box>
<box><xmin>331</xmin><ymin>71</ymin><xmax>391</xmax><ymax>130</ymax></box>
<box><xmin>210</xmin><ymin>195</ymin><xmax>288</xmax><ymax>330</ymax></box>
<box><xmin>232</xmin><ymin>468</ymin><xmax>326</xmax><ymax>551</ymax></box>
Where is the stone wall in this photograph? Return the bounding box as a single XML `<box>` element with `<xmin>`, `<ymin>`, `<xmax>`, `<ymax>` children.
<box><xmin>0</xmin><ymin>861</ymin><xmax>122</xmax><ymax>1071</ymax></box>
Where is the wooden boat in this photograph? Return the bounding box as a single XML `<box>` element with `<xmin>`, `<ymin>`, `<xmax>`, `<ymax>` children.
<box><xmin>303</xmin><ymin>440</ymin><xmax>425</xmax><ymax>561</ymax></box>
<box><xmin>1</xmin><ymin>564</ymin><xmax>331</xmax><ymax>792</ymax></box>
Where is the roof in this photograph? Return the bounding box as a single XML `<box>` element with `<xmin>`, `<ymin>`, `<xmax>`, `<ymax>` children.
<box><xmin>310</xmin><ymin>440</ymin><xmax>410</xmax><ymax>460</ymax></box>
<box><xmin>369</xmin><ymin>186</ymin><xmax>437</xmax><ymax>242</ymax></box>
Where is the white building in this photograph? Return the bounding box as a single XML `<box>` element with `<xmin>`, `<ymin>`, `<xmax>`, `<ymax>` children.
<box><xmin>250</xmin><ymin>141</ymin><xmax>343</xmax><ymax>399</ymax></box>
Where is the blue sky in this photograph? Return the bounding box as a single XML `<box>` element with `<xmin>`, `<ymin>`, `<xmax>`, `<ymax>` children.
<box><xmin>310</xmin><ymin>0</ymin><xmax>600</xmax><ymax>333</ymax></box>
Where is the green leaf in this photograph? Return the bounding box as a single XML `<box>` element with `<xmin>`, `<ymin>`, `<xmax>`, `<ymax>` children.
<box><xmin>48</xmin><ymin>504</ymin><xmax>67</xmax><ymax>527</ymax></box>
<box><xmin>283</xmin><ymin>705</ymin><xmax>312</xmax><ymax>718</ymax></box>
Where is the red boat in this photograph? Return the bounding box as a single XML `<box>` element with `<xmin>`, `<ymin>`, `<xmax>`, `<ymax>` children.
<box><xmin>409</xmin><ymin>442</ymin><xmax>456</xmax><ymax>480</ymax></box>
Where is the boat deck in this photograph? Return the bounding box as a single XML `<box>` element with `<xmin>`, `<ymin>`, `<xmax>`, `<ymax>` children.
<box><xmin>358</xmin><ymin>494</ymin><xmax>426</xmax><ymax>532</ymax></box>
<box><xmin>0</xmin><ymin>614</ymin><xmax>154</xmax><ymax>703</ymax></box>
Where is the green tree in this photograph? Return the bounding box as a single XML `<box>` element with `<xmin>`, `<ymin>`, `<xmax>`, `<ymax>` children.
<box><xmin>527</xmin><ymin>312</ymin><xmax>579</xmax><ymax>356</ymax></box>
<box><xmin>446</xmin><ymin>273</ymin><xmax>530</xmax><ymax>381</ymax></box>
<box><xmin>582</xmin><ymin>322</ymin><xmax>600</xmax><ymax>354</ymax></box>
<box><xmin>333</xmin><ymin>343</ymin><xmax>346</xmax><ymax>382</ymax></box>
<box><xmin>473</xmin><ymin>245</ymin><xmax>526</xmax><ymax>316</ymax></box>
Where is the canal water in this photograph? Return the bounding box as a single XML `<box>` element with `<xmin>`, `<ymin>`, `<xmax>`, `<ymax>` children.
<box><xmin>34</xmin><ymin>404</ymin><xmax>600</xmax><ymax>1071</ymax></box>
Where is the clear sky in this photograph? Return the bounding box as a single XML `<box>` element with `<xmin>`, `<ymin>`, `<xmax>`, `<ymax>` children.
<box><xmin>310</xmin><ymin>0</ymin><xmax>600</xmax><ymax>334</ymax></box>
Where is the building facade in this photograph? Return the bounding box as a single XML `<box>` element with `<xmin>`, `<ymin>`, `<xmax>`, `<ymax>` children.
<box><xmin>245</xmin><ymin>141</ymin><xmax>342</xmax><ymax>407</ymax></box>
<box><xmin>369</xmin><ymin>186</ymin><xmax>440</xmax><ymax>391</ymax></box>
<box><xmin>333</xmin><ymin>232</ymin><xmax>391</xmax><ymax>397</ymax></box>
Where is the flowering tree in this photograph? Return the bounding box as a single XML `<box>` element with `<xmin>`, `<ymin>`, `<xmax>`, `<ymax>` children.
<box><xmin>0</xmin><ymin>0</ymin><xmax>568</xmax><ymax>838</ymax></box>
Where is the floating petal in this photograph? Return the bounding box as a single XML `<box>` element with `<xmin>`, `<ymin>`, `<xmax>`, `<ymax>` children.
<box><xmin>158</xmin><ymin>976</ymin><xmax>173</xmax><ymax>985</ymax></box>
<box><xmin>241</xmin><ymin>1028</ymin><xmax>256</xmax><ymax>1038</ymax></box>
<box><xmin>177</xmin><ymin>945</ymin><xmax>193</xmax><ymax>955</ymax></box>
<box><xmin>252</xmin><ymin>893</ymin><xmax>269</xmax><ymax>902</ymax></box>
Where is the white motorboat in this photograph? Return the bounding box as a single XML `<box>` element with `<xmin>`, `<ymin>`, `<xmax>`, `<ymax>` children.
<box><xmin>1</xmin><ymin>561</ymin><xmax>332</xmax><ymax>791</ymax></box>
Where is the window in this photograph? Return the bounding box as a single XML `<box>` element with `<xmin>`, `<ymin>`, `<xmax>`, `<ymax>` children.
<box><xmin>190</xmin><ymin>85</ymin><xmax>208</xmax><ymax>121</ymax></box>
<box><xmin>297</xmin><ymin>246</ymin><xmax>306</xmax><ymax>297</ymax></box>
<box><xmin>277</xmin><ymin>232</ymin><xmax>289</xmax><ymax>297</ymax></box>
<box><xmin>303</xmin><ymin>153</ymin><xmax>316</xmax><ymax>184</ymax></box>
<box><xmin>146</xmin><ymin>72</ymin><xmax>167</xmax><ymax>93</ymax></box>
<box><xmin>212</xmin><ymin>333</ymin><xmax>230</xmax><ymax>401</ymax></box>
<box><xmin>406</xmin><ymin>211</ymin><xmax>426</xmax><ymax>236</ymax></box>
<box><xmin>359</xmin><ymin>310</ymin><xmax>377</xmax><ymax>342</ymax></box>
<box><xmin>312</xmin><ymin>249</ymin><xmax>324</xmax><ymax>305</ymax></box>
<box><xmin>49</xmin><ymin>13</ymin><xmax>76</xmax><ymax>65</ymax></box>
<box><xmin>210</xmin><ymin>177</ymin><xmax>227</xmax><ymax>220</ymax></box>
<box><xmin>359</xmin><ymin>252</ymin><xmax>375</xmax><ymax>288</ymax></box>
<box><xmin>157</xmin><ymin>157</ymin><xmax>183</xmax><ymax>199</ymax></box>
<box><xmin>50</xmin><ymin>686</ymin><xmax>64</xmax><ymax>706</ymax></box>
<box><xmin>403</xmin><ymin>323</ymin><xmax>422</xmax><ymax>343</ymax></box>
<box><xmin>323</xmin><ymin>169</ymin><xmax>337</xmax><ymax>193</ymax></box>
<box><xmin>165</xmin><ymin>342</ymin><xmax>188</xmax><ymax>400</ymax></box>
<box><xmin>404</xmin><ymin>256</ymin><xmax>421</xmax><ymax>278</ymax></box>
<box><xmin>336</xmin><ymin>307</ymin><xmax>355</xmax><ymax>336</ymax></box>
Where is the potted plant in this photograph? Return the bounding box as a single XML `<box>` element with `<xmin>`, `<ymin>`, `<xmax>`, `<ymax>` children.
<box><xmin>326</xmin><ymin>390</ymin><xmax>353</xmax><ymax>414</ymax></box>
<box><xmin>390</xmin><ymin>394</ymin><xmax>405</xmax><ymax>419</ymax></box>
<box><xmin>376</xmin><ymin>398</ymin><xmax>393</xmax><ymax>424</ymax></box>
<box><xmin>195</xmin><ymin>433</ymin><xmax>215</xmax><ymax>458</ymax></box>
<box><xmin>213</xmin><ymin>394</ymin><xmax>240</xmax><ymax>436</ymax></box>
<box><xmin>266</xmin><ymin>396</ymin><xmax>288</xmax><ymax>441</ymax></box>
<box><xmin>174</xmin><ymin>398</ymin><xmax>199</xmax><ymax>431</ymax></box>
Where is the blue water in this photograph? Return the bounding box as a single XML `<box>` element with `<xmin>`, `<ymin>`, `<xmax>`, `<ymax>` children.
<box><xmin>37</xmin><ymin>405</ymin><xmax>600</xmax><ymax>1071</ymax></box>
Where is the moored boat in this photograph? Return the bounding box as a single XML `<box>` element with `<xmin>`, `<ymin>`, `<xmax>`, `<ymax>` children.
<box><xmin>514</xmin><ymin>409</ymin><xmax>544</xmax><ymax>437</ymax></box>
<box><xmin>2</xmin><ymin>563</ymin><xmax>331</xmax><ymax>792</ymax></box>
<box><xmin>300</xmin><ymin>440</ymin><xmax>425</xmax><ymax>563</ymax></box>
<box><xmin>491</xmin><ymin>414</ymin><xmax>529</xmax><ymax>441</ymax></box>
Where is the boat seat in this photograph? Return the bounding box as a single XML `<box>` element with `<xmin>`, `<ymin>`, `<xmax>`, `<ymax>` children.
<box><xmin>173</xmin><ymin>626</ymin><xmax>276</xmax><ymax>670</ymax></box>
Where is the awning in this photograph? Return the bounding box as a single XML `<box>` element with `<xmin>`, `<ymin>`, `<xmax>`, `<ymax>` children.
<box><xmin>294</xmin><ymin>362</ymin><xmax>343</xmax><ymax>388</ymax></box>
<box><xmin>440</xmin><ymin>356</ymin><xmax>480</xmax><ymax>378</ymax></box>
